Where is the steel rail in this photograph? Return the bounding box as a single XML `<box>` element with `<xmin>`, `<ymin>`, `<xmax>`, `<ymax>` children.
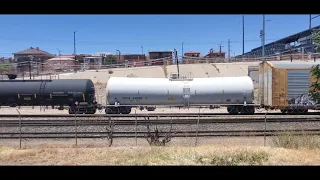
<box><xmin>0</xmin><ymin>117</ymin><xmax>319</xmax><ymax>127</ymax></box>
<box><xmin>1</xmin><ymin>129</ymin><xmax>319</xmax><ymax>139</ymax></box>
<box><xmin>0</xmin><ymin>112</ymin><xmax>319</xmax><ymax>118</ymax></box>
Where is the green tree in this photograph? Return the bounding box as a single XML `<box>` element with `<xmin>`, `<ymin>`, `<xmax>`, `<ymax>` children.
<box><xmin>0</xmin><ymin>63</ymin><xmax>13</xmax><ymax>74</ymax></box>
<box><xmin>104</xmin><ymin>55</ymin><xmax>117</xmax><ymax>65</ymax></box>
<box><xmin>310</xmin><ymin>28</ymin><xmax>320</xmax><ymax>102</ymax></box>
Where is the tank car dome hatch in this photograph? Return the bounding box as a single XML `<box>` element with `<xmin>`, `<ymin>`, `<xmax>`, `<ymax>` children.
<box><xmin>7</xmin><ymin>74</ymin><xmax>17</xmax><ymax>80</ymax></box>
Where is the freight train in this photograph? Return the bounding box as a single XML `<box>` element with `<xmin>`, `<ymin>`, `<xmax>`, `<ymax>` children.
<box><xmin>1</xmin><ymin>61</ymin><xmax>319</xmax><ymax>115</ymax></box>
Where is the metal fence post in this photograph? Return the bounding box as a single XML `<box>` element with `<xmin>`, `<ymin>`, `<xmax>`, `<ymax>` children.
<box><xmin>16</xmin><ymin>109</ymin><xmax>22</xmax><ymax>149</ymax></box>
<box><xmin>195</xmin><ymin>106</ymin><xmax>200</xmax><ymax>147</ymax></box>
<box><xmin>74</xmin><ymin>106</ymin><xmax>78</xmax><ymax>147</ymax></box>
<box><xmin>264</xmin><ymin>110</ymin><xmax>268</xmax><ymax>146</ymax></box>
<box><xmin>135</xmin><ymin>108</ymin><xmax>137</xmax><ymax>146</ymax></box>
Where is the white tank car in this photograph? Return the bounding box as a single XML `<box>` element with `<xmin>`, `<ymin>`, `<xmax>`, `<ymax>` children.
<box><xmin>105</xmin><ymin>76</ymin><xmax>255</xmax><ymax>115</ymax></box>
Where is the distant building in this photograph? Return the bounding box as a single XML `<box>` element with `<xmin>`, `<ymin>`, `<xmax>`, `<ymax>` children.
<box><xmin>13</xmin><ymin>47</ymin><xmax>54</xmax><ymax>72</ymax></box>
<box><xmin>95</xmin><ymin>52</ymin><xmax>112</xmax><ymax>57</ymax></box>
<box><xmin>184</xmin><ymin>52</ymin><xmax>201</xmax><ymax>57</ymax></box>
<box><xmin>236</xmin><ymin>25</ymin><xmax>320</xmax><ymax>58</ymax></box>
<box><xmin>56</xmin><ymin>55</ymin><xmax>76</xmax><ymax>59</ymax></box>
<box><xmin>122</xmin><ymin>54</ymin><xmax>146</xmax><ymax>67</ymax></box>
<box><xmin>46</xmin><ymin>56</ymin><xmax>77</xmax><ymax>72</ymax></box>
<box><xmin>148</xmin><ymin>50</ymin><xmax>173</xmax><ymax>65</ymax></box>
<box><xmin>82</xmin><ymin>56</ymin><xmax>103</xmax><ymax>69</ymax></box>
<box><xmin>0</xmin><ymin>57</ymin><xmax>14</xmax><ymax>64</ymax></box>
<box><xmin>203</xmin><ymin>51</ymin><xmax>226</xmax><ymax>58</ymax></box>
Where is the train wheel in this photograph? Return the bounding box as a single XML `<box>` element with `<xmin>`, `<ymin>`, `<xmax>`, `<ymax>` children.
<box><xmin>239</xmin><ymin>106</ymin><xmax>252</xmax><ymax>115</ymax></box>
<box><xmin>120</xmin><ymin>107</ymin><xmax>131</xmax><ymax>114</ymax></box>
<box><xmin>243</xmin><ymin>106</ymin><xmax>255</xmax><ymax>115</ymax></box>
<box><xmin>105</xmin><ymin>108</ymin><xmax>113</xmax><ymax>114</ymax></box>
<box><xmin>280</xmin><ymin>109</ymin><xmax>287</xmax><ymax>114</ymax></box>
<box><xmin>227</xmin><ymin>106</ymin><xmax>239</xmax><ymax>115</ymax></box>
<box><xmin>287</xmin><ymin>109</ymin><xmax>296</xmax><ymax>114</ymax></box>
<box><xmin>68</xmin><ymin>108</ymin><xmax>75</xmax><ymax>114</ymax></box>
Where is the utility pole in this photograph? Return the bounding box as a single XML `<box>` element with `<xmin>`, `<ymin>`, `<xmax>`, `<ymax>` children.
<box><xmin>309</xmin><ymin>14</ymin><xmax>312</xmax><ymax>29</ymax></box>
<box><xmin>73</xmin><ymin>31</ymin><xmax>77</xmax><ymax>55</ymax></box>
<box><xmin>309</xmin><ymin>14</ymin><xmax>320</xmax><ymax>29</ymax></box>
<box><xmin>228</xmin><ymin>39</ymin><xmax>231</xmax><ymax>60</ymax></box>
<box><xmin>182</xmin><ymin>41</ymin><xmax>184</xmax><ymax>63</ymax></box>
<box><xmin>182</xmin><ymin>41</ymin><xmax>185</xmax><ymax>57</ymax></box>
<box><xmin>116</xmin><ymin>49</ymin><xmax>121</xmax><ymax>64</ymax></box>
<box><xmin>242</xmin><ymin>15</ymin><xmax>245</xmax><ymax>55</ymax></box>
<box><xmin>174</xmin><ymin>48</ymin><xmax>179</xmax><ymax>78</ymax></box>
<box><xmin>218</xmin><ymin>42</ymin><xmax>223</xmax><ymax>53</ymax></box>
<box><xmin>28</xmin><ymin>56</ymin><xmax>33</xmax><ymax>80</ymax></box>
<box><xmin>141</xmin><ymin>44</ymin><xmax>143</xmax><ymax>55</ymax></box>
<box><xmin>262</xmin><ymin>14</ymin><xmax>265</xmax><ymax>62</ymax></box>
<box><xmin>57</xmin><ymin>48</ymin><xmax>62</xmax><ymax>70</ymax></box>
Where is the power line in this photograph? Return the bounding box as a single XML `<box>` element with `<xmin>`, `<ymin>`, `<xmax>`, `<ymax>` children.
<box><xmin>0</xmin><ymin>37</ymin><xmax>281</xmax><ymax>45</ymax></box>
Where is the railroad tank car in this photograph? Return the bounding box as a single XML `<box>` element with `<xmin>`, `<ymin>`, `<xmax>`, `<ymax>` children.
<box><xmin>105</xmin><ymin>76</ymin><xmax>255</xmax><ymax>115</ymax></box>
<box><xmin>258</xmin><ymin>61</ymin><xmax>320</xmax><ymax>114</ymax></box>
<box><xmin>0</xmin><ymin>77</ymin><xmax>98</xmax><ymax>114</ymax></box>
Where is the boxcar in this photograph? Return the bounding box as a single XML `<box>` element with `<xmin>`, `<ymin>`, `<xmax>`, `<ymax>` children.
<box><xmin>258</xmin><ymin>61</ymin><xmax>320</xmax><ymax>113</ymax></box>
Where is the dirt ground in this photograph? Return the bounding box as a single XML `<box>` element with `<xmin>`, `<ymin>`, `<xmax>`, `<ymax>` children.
<box><xmin>1</xmin><ymin>137</ymin><xmax>320</xmax><ymax>165</ymax></box>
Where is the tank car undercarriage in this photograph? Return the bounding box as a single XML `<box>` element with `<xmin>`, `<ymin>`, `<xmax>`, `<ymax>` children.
<box><xmin>67</xmin><ymin>102</ymin><xmax>99</xmax><ymax>114</ymax></box>
<box><xmin>227</xmin><ymin>105</ymin><xmax>255</xmax><ymax>115</ymax></box>
<box><xmin>68</xmin><ymin>105</ymin><xmax>97</xmax><ymax>114</ymax></box>
<box><xmin>105</xmin><ymin>106</ymin><xmax>132</xmax><ymax>114</ymax></box>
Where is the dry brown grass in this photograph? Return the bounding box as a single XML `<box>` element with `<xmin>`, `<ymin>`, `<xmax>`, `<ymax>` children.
<box><xmin>2</xmin><ymin>145</ymin><xmax>320</xmax><ymax>165</ymax></box>
<box><xmin>272</xmin><ymin>131</ymin><xmax>320</xmax><ymax>150</ymax></box>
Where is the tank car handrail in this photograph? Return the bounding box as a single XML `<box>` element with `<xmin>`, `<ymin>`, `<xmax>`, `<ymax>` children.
<box><xmin>0</xmin><ymin>80</ymin><xmax>53</xmax><ymax>82</ymax></box>
<box><xmin>102</xmin><ymin>103</ymin><xmax>258</xmax><ymax>107</ymax></box>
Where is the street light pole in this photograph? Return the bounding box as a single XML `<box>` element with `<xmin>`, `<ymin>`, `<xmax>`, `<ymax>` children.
<box><xmin>262</xmin><ymin>14</ymin><xmax>265</xmax><ymax>62</ymax></box>
<box><xmin>182</xmin><ymin>41</ymin><xmax>184</xmax><ymax>62</ymax></box>
<box><xmin>141</xmin><ymin>44</ymin><xmax>143</xmax><ymax>55</ymax></box>
<box><xmin>57</xmin><ymin>48</ymin><xmax>61</xmax><ymax>70</ymax></box>
<box><xmin>73</xmin><ymin>31</ymin><xmax>77</xmax><ymax>55</ymax></box>
<box><xmin>116</xmin><ymin>49</ymin><xmax>121</xmax><ymax>65</ymax></box>
<box><xmin>182</xmin><ymin>41</ymin><xmax>184</xmax><ymax>57</ymax></box>
<box><xmin>310</xmin><ymin>14</ymin><xmax>312</xmax><ymax>29</ymax></box>
<box><xmin>218</xmin><ymin>41</ymin><xmax>223</xmax><ymax>53</ymax></box>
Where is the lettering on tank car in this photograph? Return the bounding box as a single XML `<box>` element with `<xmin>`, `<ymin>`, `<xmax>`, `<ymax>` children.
<box><xmin>168</xmin><ymin>97</ymin><xmax>176</xmax><ymax>100</ymax></box>
<box><xmin>52</xmin><ymin>94</ymin><xmax>68</xmax><ymax>97</ymax></box>
<box><xmin>53</xmin><ymin>92</ymin><xmax>64</xmax><ymax>94</ymax></box>
<box><xmin>122</xmin><ymin>97</ymin><xmax>143</xmax><ymax>100</ymax></box>
<box><xmin>68</xmin><ymin>92</ymin><xmax>83</xmax><ymax>94</ymax></box>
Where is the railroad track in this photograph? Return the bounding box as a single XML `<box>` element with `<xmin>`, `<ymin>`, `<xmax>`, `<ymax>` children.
<box><xmin>0</xmin><ymin>112</ymin><xmax>319</xmax><ymax>118</ymax></box>
<box><xmin>1</xmin><ymin>129</ymin><xmax>320</xmax><ymax>139</ymax></box>
<box><xmin>0</xmin><ymin>117</ymin><xmax>319</xmax><ymax>126</ymax></box>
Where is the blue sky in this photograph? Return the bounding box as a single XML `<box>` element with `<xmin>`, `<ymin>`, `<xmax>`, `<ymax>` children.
<box><xmin>0</xmin><ymin>14</ymin><xmax>319</xmax><ymax>57</ymax></box>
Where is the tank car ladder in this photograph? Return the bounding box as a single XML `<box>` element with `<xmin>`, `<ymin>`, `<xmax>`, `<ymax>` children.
<box><xmin>39</xmin><ymin>81</ymin><xmax>47</xmax><ymax>106</ymax></box>
<box><xmin>182</xmin><ymin>82</ymin><xmax>191</xmax><ymax>108</ymax></box>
